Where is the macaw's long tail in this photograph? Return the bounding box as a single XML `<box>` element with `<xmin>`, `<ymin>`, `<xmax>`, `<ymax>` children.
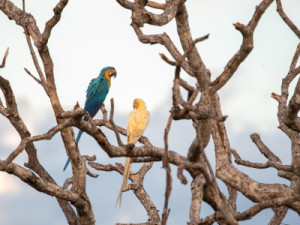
<box><xmin>63</xmin><ymin>159</ymin><xmax>70</xmax><ymax>171</ymax></box>
<box><xmin>116</xmin><ymin>157</ymin><xmax>131</xmax><ymax>207</ymax></box>
<box><xmin>76</xmin><ymin>130</ymin><xmax>83</xmax><ymax>143</ymax></box>
<box><xmin>63</xmin><ymin>130</ymin><xmax>84</xmax><ymax>171</ymax></box>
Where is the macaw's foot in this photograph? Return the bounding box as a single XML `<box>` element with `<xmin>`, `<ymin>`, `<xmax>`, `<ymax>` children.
<box><xmin>127</xmin><ymin>143</ymin><xmax>135</xmax><ymax>149</ymax></box>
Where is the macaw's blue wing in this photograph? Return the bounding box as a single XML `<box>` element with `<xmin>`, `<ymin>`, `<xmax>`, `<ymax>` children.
<box><xmin>84</xmin><ymin>76</ymin><xmax>109</xmax><ymax>118</ymax></box>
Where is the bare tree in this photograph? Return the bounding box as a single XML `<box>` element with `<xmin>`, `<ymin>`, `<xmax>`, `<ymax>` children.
<box><xmin>0</xmin><ymin>0</ymin><xmax>300</xmax><ymax>225</ymax></box>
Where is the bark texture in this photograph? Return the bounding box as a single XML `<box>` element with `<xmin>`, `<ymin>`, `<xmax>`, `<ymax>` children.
<box><xmin>1</xmin><ymin>0</ymin><xmax>300</xmax><ymax>225</ymax></box>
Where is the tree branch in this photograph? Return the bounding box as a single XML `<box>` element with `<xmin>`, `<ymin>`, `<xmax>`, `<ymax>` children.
<box><xmin>41</xmin><ymin>0</ymin><xmax>69</xmax><ymax>46</ymax></box>
<box><xmin>131</xmin><ymin>22</ymin><xmax>193</xmax><ymax>75</ymax></box>
<box><xmin>276</xmin><ymin>0</ymin><xmax>300</xmax><ymax>39</ymax></box>
<box><xmin>91</xmin><ymin>161</ymin><xmax>161</xmax><ymax>225</ymax></box>
<box><xmin>1</xmin><ymin>161</ymin><xmax>81</xmax><ymax>202</ymax></box>
<box><xmin>210</xmin><ymin>0</ymin><xmax>274</xmax><ymax>93</ymax></box>
<box><xmin>0</xmin><ymin>47</ymin><xmax>9</xmax><ymax>68</ymax></box>
<box><xmin>23</xmin><ymin>31</ymin><xmax>48</xmax><ymax>92</ymax></box>
<box><xmin>1</xmin><ymin>119</ymin><xmax>73</xmax><ymax>169</ymax></box>
<box><xmin>235</xmin><ymin>195</ymin><xmax>300</xmax><ymax>221</ymax></box>
<box><xmin>117</xmin><ymin>0</ymin><xmax>185</xmax><ymax>27</ymax></box>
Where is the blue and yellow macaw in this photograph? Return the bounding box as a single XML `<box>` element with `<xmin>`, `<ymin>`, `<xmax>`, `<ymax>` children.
<box><xmin>63</xmin><ymin>66</ymin><xmax>117</xmax><ymax>171</ymax></box>
<box><xmin>116</xmin><ymin>98</ymin><xmax>150</xmax><ymax>207</ymax></box>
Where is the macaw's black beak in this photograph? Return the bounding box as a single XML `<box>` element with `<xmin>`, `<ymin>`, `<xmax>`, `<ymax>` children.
<box><xmin>109</xmin><ymin>68</ymin><xmax>117</xmax><ymax>78</ymax></box>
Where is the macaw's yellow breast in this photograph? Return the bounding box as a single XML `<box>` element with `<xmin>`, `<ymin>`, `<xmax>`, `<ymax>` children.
<box><xmin>105</xmin><ymin>70</ymin><xmax>111</xmax><ymax>87</ymax></box>
<box><xmin>127</xmin><ymin>109</ymin><xmax>150</xmax><ymax>144</ymax></box>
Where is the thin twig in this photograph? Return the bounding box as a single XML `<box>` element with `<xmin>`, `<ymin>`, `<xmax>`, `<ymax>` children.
<box><xmin>177</xmin><ymin>163</ymin><xmax>188</xmax><ymax>184</ymax></box>
<box><xmin>24</xmin><ymin>68</ymin><xmax>42</xmax><ymax>85</ymax></box>
<box><xmin>100</xmin><ymin>104</ymin><xmax>108</xmax><ymax>121</ymax></box>
<box><xmin>210</xmin><ymin>0</ymin><xmax>273</xmax><ymax>93</ymax></box>
<box><xmin>159</xmin><ymin>53</ymin><xmax>177</xmax><ymax>66</ymax></box>
<box><xmin>41</xmin><ymin>0</ymin><xmax>69</xmax><ymax>45</ymax></box>
<box><xmin>162</xmin><ymin>113</ymin><xmax>173</xmax><ymax>225</ymax></box>
<box><xmin>177</xmin><ymin>34</ymin><xmax>209</xmax><ymax>66</ymax></box>
<box><xmin>131</xmin><ymin>22</ymin><xmax>193</xmax><ymax>75</ymax></box>
<box><xmin>290</xmin><ymin>43</ymin><xmax>300</xmax><ymax>71</ymax></box>
<box><xmin>235</xmin><ymin>195</ymin><xmax>300</xmax><ymax>221</ymax></box>
<box><xmin>231</xmin><ymin>148</ymin><xmax>292</xmax><ymax>172</ymax></box>
<box><xmin>0</xmin><ymin>47</ymin><xmax>9</xmax><ymax>68</ymax></box>
<box><xmin>82</xmin><ymin>155</ymin><xmax>99</xmax><ymax>178</ymax></box>
<box><xmin>130</xmin><ymin>157</ymin><xmax>161</xmax><ymax>163</ymax></box>
<box><xmin>276</xmin><ymin>0</ymin><xmax>300</xmax><ymax>39</ymax></box>
<box><xmin>23</xmin><ymin>29</ymin><xmax>48</xmax><ymax>91</ymax></box>
<box><xmin>179</xmin><ymin>78</ymin><xmax>195</xmax><ymax>93</ymax></box>
<box><xmin>250</xmin><ymin>133</ymin><xmax>281</xmax><ymax>162</ymax></box>
<box><xmin>1</xmin><ymin>120</ymin><xmax>73</xmax><ymax>169</ymax></box>
<box><xmin>159</xmin><ymin>34</ymin><xmax>209</xmax><ymax>68</ymax></box>
<box><xmin>109</xmin><ymin>98</ymin><xmax>124</xmax><ymax>147</ymax></box>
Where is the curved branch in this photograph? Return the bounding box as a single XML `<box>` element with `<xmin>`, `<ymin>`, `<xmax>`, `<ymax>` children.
<box><xmin>1</xmin><ymin>161</ymin><xmax>80</xmax><ymax>202</ymax></box>
<box><xmin>276</xmin><ymin>0</ymin><xmax>300</xmax><ymax>39</ymax></box>
<box><xmin>175</xmin><ymin>5</ymin><xmax>210</xmax><ymax>89</ymax></box>
<box><xmin>235</xmin><ymin>195</ymin><xmax>300</xmax><ymax>220</ymax></box>
<box><xmin>117</xmin><ymin>0</ymin><xmax>185</xmax><ymax>27</ymax></box>
<box><xmin>2</xmin><ymin>119</ymin><xmax>73</xmax><ymax>168</ymax></box>
<box><xmin>41</xmin><ymin>0</ymin><xmax>69</xmax><ymax>45</ymax></box>
<box><xmin>131</xmin><ymin>23</ymin><xmax>193</xmax><ymax>75</ymax></box>
<box><xmin>0</xmin><ymin>47</ymin><xmax>9</xmax><ymax>68</ymax></box>
<box><xmin>210</xmin><ymin>0</ymin><xmax>274</xmax><ymax>93</ymax></box>
<box><xmin>90</xmin><ymin>162</ymin><xmax>161</xmax><ymax>225</ymax></box>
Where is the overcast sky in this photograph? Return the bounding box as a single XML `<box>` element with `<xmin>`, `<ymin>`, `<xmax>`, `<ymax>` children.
<box><xmin>0</xmin><ymin>0</ymin><xmax>300</xmax><ymax>224</ymax></box>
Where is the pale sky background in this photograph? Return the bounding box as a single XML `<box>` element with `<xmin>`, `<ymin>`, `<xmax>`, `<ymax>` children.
<box><xmin>0</xmin><ymin>0</ymin><xmax>300</xmax><ymax>224</ymax></box>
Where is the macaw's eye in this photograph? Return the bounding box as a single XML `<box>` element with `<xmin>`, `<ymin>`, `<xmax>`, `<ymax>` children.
<box><xmin>109</xmin><ymin>68</ymin><xmax>117</xmax><ymax>78</ymax></box>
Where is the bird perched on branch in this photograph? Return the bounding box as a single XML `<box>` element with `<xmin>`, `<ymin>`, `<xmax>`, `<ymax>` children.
<box><xmin>63</xmin><ymin>66</ymin><xmax>117</xmax><ymax>171</ymax></box>
<box><xmin>116</xmin><ymin>98</ymin><xmax>150</xmax><ymax>207</ymax></box>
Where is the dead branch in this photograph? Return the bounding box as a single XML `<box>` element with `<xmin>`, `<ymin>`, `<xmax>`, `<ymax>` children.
<box><xmin>131</xmin><ymin>22</ymin><xmax>193</xmax><ymax>76</ymax></box>
<box><xmin>231</xmin><ymin>148</ymin><xmax>292</xmax><ymax>172</ymax></box>
<box><xmin>91</xmin><ymin>161</ymin><xmax>161</xmax><ymax>225</ymax></box>
<box><xmin>0</xmin><ymin>1</ymin><xmax>94</xmax><ymax>224</ymax></box>
<box><xmin>1</xmin><ymin>119</ymin><xmax>73</xmax><ymax>169</ymax></box>
<box><xmin>0</xmin><ymin>47</ymin><xmax>9</xmax><ymax>68</ymax></box>
<box><xmin>1</xmin><ymin>160</ymin><xmax>81</xmax><ymax>202</ymax></box>
<box><xmin>23</xmin><ymin>30</ymin><xmax>48</xmax><ymax>92</ymax></box>
<box><xmin>0</xmin><ymin>74</ymin><xmax>79</xmax><ymax>224</ymax></box>
<box><xmin>159</xmin><ymin>53</ymin><xmax>177</xmax><ymax>66</ymax></box>
<box><xmin>250</xmin><ymin>133</ymin><xmax>281</xmax><ymax>161</ymax></box>
<box><xmin>177</xmin><ymin>34</ymin><xmax>209</xmax><ymax>67</ymax></box>
<box><xmin>235</xmin><ymin>195</ymin><xmax>300</xmax><ymax>221</ymax></box>
<box><xmin>117</xmin><ymin>0</ymin><xmax>184</xmax><ymax>27</ymax></box>
<box><xmin>162</xmin><ymin>113</ymin><xmax>173</xmax><ymax>225</ymax></box>
<box><xmin>276</xmin><ymin>0</ymin><xmax>300</xmax><ymax>39</ymax></box>
<box><xmin>268</xmin><ymin>206</ymin><xmax>288</xmax><ymax>225</ymax></box>
<box><xmin>209</xmin><ymin>0</ymin><xmax>273</xmax><ymax>93</ymax></box>
<box><xmin>24</xmin><ymin>68</ymin><xmax>42</xmax><ymax>85</ymax></box>
<box><xmin>109</xmin><ymin>98</ymin><xmax>124</xmax><ymax>147</ymax></box>
<box><xmin>2</xmin><ymin>0</ymin><xmax>300</xmax><ymax>224</ymax></box>
<box><xmin>41</xmin><ymin>0</ymin><xmax>69</xmax><ymax>46</ymax></box>
<box><xmin>189</xmin><ymin>174</ymin><xmax>206</xmax><ymax>224</ymax></box>
<box><xmin>290</xmin><ymin>43</ymin><xmax>300</xmax><ymax>71</ymax></box>
<box><xmin>284</xmin><ymin>74</ymin><xmax>300</xmax><ymax>132</ymax></box>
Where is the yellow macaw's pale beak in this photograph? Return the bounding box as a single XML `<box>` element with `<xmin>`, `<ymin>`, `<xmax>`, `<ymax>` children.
<box><xmin>133</xmin><ymin>99</ymin><xmax>138</xmax><ymax>109</ymax></box>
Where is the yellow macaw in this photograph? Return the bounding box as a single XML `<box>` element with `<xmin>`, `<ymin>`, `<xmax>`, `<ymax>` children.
<box><xmin>116</xmin><ymin>98</ymin><xmax>150</xmax><ymax>207</ymax></box>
